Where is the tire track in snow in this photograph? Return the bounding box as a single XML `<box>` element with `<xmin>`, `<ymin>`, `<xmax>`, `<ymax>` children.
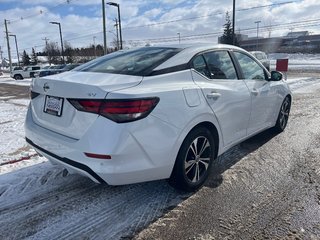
<box><xmin>51</xmin><ymin>184</ymin><xmax>167</xmax><ymax>240</ymax></box>
<box><xmin>0</xmin><ymin>182</ymin><xmax>100</xmax><ymax>239</ymax></box>
<box><xmin>0</xmin><ymin>173</ymin><xmax>181</xmax><ymax>240</ymax></box>
<box><xmin>0</xmin><ymin>174</ymin><xmax>91</xmax><ymax>214</ymax></box>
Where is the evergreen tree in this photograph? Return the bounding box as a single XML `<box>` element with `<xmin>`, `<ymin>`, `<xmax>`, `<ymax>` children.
<box><xmin>30</xmin><ymin>48</ymin><xmax>38</xmax><ymax>65</ymax></box>
<box><xmin>219</xmin><ymin>12</ymin><xmax>238</xmax><ymax>46</ymax></box>
<box><xmin>22</xmin><ymin>50</ymin><xmax>30</xmax><ymax>66</ymax></box>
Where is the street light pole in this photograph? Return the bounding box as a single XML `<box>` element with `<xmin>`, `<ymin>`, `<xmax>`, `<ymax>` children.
<box><xmin>107</xmin><ymin>2</ymin><xmax>123</xmax><ymax>49</ymax></box>
<box><xmin>50</xmin><ymin>21</ymin><xmax>65</xmax><ymax>64</ymax></box>
<box><xmin>9</xmin><ymin>34</ymin><xmax>20</xmax><ymax>67</ymax></box>
<box><xmin>102</xmin><ymin>0</ymin><xmax>108</xmax><ymax>54</ymax></box>
<box><xmin>254</xmin><ymin>20</ymin><xmax>261</xmax><ymax>51</ymax></box>
<box><xmin>232</xmin><ymin>0</ymin><xmax>236</xmax><ymax>45</ymax></box>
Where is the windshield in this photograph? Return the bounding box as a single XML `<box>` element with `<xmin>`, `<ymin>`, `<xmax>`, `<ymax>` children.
<box><xmin>76</xmin><ymin>47</ymin><xmax>182</xmax><ymax>76</ymax></box>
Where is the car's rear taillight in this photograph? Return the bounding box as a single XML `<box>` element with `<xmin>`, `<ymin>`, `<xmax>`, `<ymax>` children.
<box><xmin>68</xmin><ymin>97</ymin><xmax>159</xmax><ymax>123</ymax></box>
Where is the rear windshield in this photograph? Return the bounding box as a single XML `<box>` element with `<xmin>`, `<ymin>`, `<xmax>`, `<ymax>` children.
<box><xmin>76</xmin><ymin>47</ymin><xmax>182</xmax><ymax>76</ymax></box>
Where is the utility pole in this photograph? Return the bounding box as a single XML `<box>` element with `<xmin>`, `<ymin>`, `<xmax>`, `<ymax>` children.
<box><xmin>9</xmin><ymin>34</ymin><xmax>20</xmax><ymax>67</ymax></box>
<box><xmin>102</xmin><ymin>0</ymin><xmax>108</xmax><ymax>54</ymax></box>
<box><xmin>4</xmin><ymin>19</ymin><xmax>12</xmax><ymax>72</ymax></box>
<box><xmin>93</xmin><ymin>36</ymin><xmax>96</xmax><ymax>57</ymax></box>
<box><xmin>42</xmin><ymin>37</ymin><xmax>50</xmax><ymax>65</ymax></box>
<box><xmin>232</xmin><ymin>0</ymin><xmax>236</xmax><ymax>45</ymax></box>
<box><xmin>0</xmin><ymin>46</ymin><xmax>3</xmax><ymax>70</ymax></box>
<box><xmin>0</xmin><ymin>47</ymin><xmax>3</xmax><ymax>62</ymax></box>
<box><xmin>255</xmin><ymin>20</ymin><xmax>261</xmax><ymax>51</ymax></box>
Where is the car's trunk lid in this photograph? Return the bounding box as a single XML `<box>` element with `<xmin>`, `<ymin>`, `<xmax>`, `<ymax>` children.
<box><xmin>30</xmin><ymin>71</ymin><xmax>142</xmax><ymax>139</ymax></box>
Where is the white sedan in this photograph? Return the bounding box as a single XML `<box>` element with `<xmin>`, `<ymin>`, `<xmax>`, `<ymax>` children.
<box><xmin>25</xmin><ymin>44</ymin><xmax>291</xmax><ymax>192</ymax></box>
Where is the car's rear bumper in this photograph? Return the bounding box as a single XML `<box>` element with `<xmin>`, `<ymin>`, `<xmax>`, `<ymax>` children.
<box><xmin>24</xmin><ymin>104</ymin><xmax>180</xmax><ymax>185</ymax></box>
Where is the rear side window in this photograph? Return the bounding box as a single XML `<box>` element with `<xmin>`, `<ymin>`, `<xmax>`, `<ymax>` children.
<box><xmin>203</xmin><ymin>51</ymin><xmax>237</xmax><ymax>79</ymax></box>
<box><xmin>192</xmin><ymin>50</ymin><xmax>237</xmax><ymax>80</ymax></box>
<box><xmin>76</xmin><ymin>47</ymin><xmax>181</xmax><ymax>76</ymax></box>
<box><xmin>192</xmin><ymin>55</ymin><xmax>211</xmax><ymax>79</ymax></box>
<box><xmin>234</xmin><ymin>52</ymin><xmax>266</xmax><ymax>80</ymax></box>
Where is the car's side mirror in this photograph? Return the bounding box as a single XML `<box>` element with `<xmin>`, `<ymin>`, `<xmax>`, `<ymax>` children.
<box><xmin>270</xmin><ymin>71</ymin><xmax>283</xmax><ymax>81</ymax></box>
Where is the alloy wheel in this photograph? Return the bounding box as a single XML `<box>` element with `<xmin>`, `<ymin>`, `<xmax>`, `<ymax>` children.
<box><xmin>184</xmin><ymin>136</ymin><xmax>212</xmax><ymax>183</ymax></box>
<box><xmin>279</xmin><ymin>98</ymin><xmax>290</xmax><ymax>130</ymax></box>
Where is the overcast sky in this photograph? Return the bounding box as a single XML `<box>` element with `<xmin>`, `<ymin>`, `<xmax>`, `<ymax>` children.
<box><xmin>0</xmin><ymin>0</ymin><xmax>319</xmax><ymax>59</ymax></box>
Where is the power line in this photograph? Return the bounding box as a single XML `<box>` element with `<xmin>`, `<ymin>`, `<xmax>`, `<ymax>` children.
<box><xmin>123</xmin><ymin>1</ymin><xmax>299</xmax><ymax>30</ymax></box>
<box><xmin>20</xmin><ymin>17</ymin><xmax>320</xmax><ymax>51</ymax></box>
<box><xmin>0</xmin><ymin>0</ymin><xmax>314</xmax><ymax>53</ymax></box>
<box><xmin>30</xmin><ymin>0</ymin><xmax>299</xmax><ymax>47</ymax></box>
<box><xmin>1</xmin><ymin>0</ymin><xmax>73</xmax><ymax>26</ymax></box>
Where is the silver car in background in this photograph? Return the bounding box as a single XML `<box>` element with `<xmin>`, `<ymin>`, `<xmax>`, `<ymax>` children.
<box><xmin>250</xmin><ymin>51</ymin><xmax>270</xmax><ymax>71</ymax></box>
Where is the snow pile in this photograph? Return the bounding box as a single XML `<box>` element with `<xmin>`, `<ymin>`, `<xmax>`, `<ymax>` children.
<box><xmin>0</xmin><ymin>98</ymin><xmax>46</xmax><ymax>174</ymax></box>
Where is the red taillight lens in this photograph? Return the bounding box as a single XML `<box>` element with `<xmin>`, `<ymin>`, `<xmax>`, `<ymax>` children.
<box><xmin>68</xmin><ymin>97</ymin><xmax>159</xmax><ymax>123</ymax></box>
<box><xmin>68</xmin><ymin>99</ymin><xmax>102</xmax><ymax>114</ymax></box>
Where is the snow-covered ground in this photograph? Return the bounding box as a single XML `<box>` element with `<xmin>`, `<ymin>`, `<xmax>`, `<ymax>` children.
<box><xmin>0</xmin><ymin>73</ymin><xmax>32</xmax><ymax>86</ymax></box>
<box><xmin>269</xmin><ymin>53</ymin><xmax>320</xmax><ymax>70</ymax></box>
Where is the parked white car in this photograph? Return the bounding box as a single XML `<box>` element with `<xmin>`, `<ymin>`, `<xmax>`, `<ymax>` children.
<box><xmin>11</xmin><ymin>65</ymin><xmax>41</xmax><ymax>80</ymax></box>
<box><xmin>25</xmin><ymin>44</ymin><xmax>291</xmax><ymax>191</ymax></box>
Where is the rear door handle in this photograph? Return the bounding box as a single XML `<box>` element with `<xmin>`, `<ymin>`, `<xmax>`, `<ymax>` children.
<box><xmin>206</xmin><ymin>92</ymin><xmax>221</xmax><ymax>99</ymax></box>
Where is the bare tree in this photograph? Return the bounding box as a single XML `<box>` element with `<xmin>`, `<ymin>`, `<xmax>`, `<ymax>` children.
<box><xmin>44</xmin><ymin>41</ymin><xmax>60</xmax><ymax>64</ymax></box>
<box><xmin>64</xmin><ymin>41</ymin><xmax>75</xmax><ymax>63</ymax></box>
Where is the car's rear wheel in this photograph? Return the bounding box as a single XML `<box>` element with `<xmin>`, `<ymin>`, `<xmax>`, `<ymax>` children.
<box><xmin>14</xmin><ymin>74</ymin><xmax>23</xmax><ymax>80</ymax></box>
<box><xmin>169</xmin><ymin>127</ymin><xmax>215</xmax><ymax>192</ymax></box>
<box><xmin>273</xmin><ymin>96</ymin><xmax>291</xmax><ymax>133</ymax></box>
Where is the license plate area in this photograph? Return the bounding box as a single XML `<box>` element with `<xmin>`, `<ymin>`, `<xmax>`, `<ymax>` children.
<box><xmin>43</xmin><ymin>95</ymin><xmax>64</xmax><ymax>117</ymax></box>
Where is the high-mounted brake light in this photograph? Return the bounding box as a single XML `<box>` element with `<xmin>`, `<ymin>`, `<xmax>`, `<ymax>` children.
<box><xmin>68</xmin><ymin>97</ymin><xmax>159</xmax><ymax>123</ymax></box>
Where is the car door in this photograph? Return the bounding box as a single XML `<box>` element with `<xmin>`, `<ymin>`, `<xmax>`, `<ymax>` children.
<box><xmin>232</xmin><ymin>51</ymin><xmax>277</xmax><ymax>135</ymax></box>
<box><xmin>191</xmin><ymin>50</ymin><xmax>251</xmax><ymax>147</ymax></box>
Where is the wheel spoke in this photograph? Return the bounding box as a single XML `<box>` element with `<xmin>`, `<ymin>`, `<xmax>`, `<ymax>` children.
<box><xmin>192</xmin><ymin>164</ymin><xmax>200</xmax><ymax>183</ymax></box>
<box><xmin>185</xmin><ymin>160</ymin><xmax>196</xmax><ymax>171</ymax></box>
<box><xmin>199</xmin><ymin>158</ymin><xmax>209</xmax><ymax>170</ymax></box>
<box><xmin>199</xmin><ymin>138</ymin><xmax>210</xmax><ymax>156</ymax></box>
<box><xmin>190</xmin><ymin>139</ymin><xmax>198</xmax><ymax>157</ymax></box>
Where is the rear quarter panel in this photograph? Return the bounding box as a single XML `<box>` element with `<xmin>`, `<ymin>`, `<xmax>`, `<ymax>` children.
<box><xmin>106</xmin><ymin>70</ymin><xmax>223</xmax><ymax>174</ymax></box>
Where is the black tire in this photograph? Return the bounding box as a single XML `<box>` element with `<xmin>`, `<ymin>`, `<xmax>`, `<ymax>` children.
<box><xmin>14</xmin><ymin>74</ymin><xmax>23</xmax><ymax>80</ymax></box>
<box><xmin>169</xmin><ymin>127</ymin><xmax>215</xmax><ymax>192</ymax></box>
<box><xmin>273</xmin><ymin>96</ymin><xmax>291</xmax><ymax>133</ymax></box>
